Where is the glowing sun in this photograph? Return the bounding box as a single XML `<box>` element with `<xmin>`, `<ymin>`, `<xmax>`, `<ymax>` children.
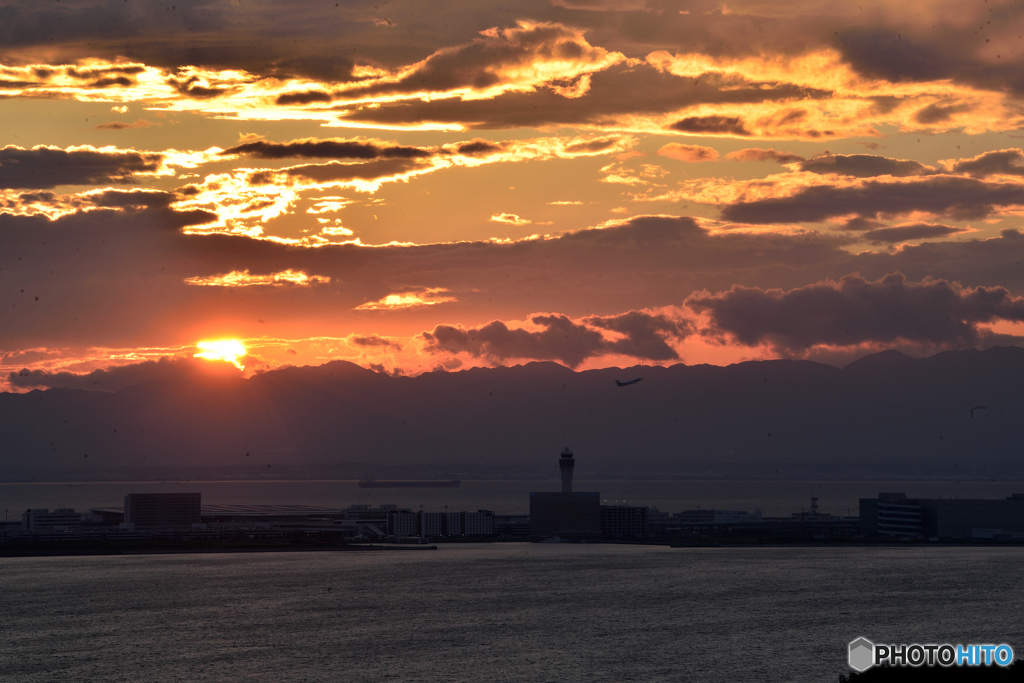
<box><xmin>194</xmin><ymin>339</ymin><xmax>247</xmax><ymax>370</ymax></box>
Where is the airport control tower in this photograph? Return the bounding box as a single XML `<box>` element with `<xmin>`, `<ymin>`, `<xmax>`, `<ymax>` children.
<box><xmin>559</xmin><ymin>447</ymin><xmax>575</xmax><ymax>493</ymax></box>
<box><xmin>529</xmin><ymin>447</ymin><xmax>600</xmax><ymax>536</ymax></box>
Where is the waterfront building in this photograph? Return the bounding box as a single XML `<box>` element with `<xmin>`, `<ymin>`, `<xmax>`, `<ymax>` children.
<box><xmin>463</xmin><ymin>510</ymin><xmax>495</xmax><ymax>536</ymax></box>
<box><xmin>647</xmin><ymin>507</ymin><xmax>670</xmax><ymax>524</ymax></box>
<box><xmin>388</xmin><ymin>509</ymin><xmax>421</xmax><ymax>536</ymax></box>
<box><xmin>124</xmin><ymin>492</ymin><xmax>201</xmax><ymax>527</ymax></box>
<box><xmin>446</xmin><ymin>512</ymin><xmax>463</xmax><ymax>535</ymax></box>
<box><xmin>494</xmin><ymin>513</ymin><xmax>530</xmax><ymax>536</ymax></box>
<box><xmin>385</xmin><ymin>508</ymin><xmax>495</xmax><ymax>537</ymax></box>
<box><xmin>22</xmin><ymin>508</ymin><xmax>82</xmax><ymax>531</ymax></box>
<box><xmin>423</xmin><ymin>512</ymin><xmax>445</xmax><ymax>536</ymax></box>
<box><xmin>672</xmin><ymin>509</ymin><xmax>763</xmax><ymax>525</ymax></box>
<box><xmin>599</xmin><ymin>505</ymin><xmax>649</xmax><ymax>537</ymax></box>
<box><xmin>860</xmin><ymin>492</ymin><xmax>1024</xmax><ymax>539</ymax></box>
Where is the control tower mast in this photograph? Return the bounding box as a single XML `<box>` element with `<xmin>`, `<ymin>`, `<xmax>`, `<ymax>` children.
<box><xmin>559</xmin><ymin>447</ymin><xmax>575</xmax><ymax>493</ymax></box>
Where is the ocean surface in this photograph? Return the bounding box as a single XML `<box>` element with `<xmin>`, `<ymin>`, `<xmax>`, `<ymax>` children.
<box><xmin>2</xmin><ymin>544</ymin><xmax>1022</xmax><ymax>682</ymax></box>
<box><xmin>2</xmin><ymin>479</ymin><xmax>1024</xmax><ymax>518</ymax></box>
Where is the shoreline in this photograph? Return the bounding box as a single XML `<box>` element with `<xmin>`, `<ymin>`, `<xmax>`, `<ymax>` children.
<box><xmin>2</xmin><ymin>537</ymin><xmax>1023</xmax><ymax>559</ymax></box>
<box><xmin>0</xmin><ymin>542</ymin><xmax>439</xmax><ymax>558</ymax></box>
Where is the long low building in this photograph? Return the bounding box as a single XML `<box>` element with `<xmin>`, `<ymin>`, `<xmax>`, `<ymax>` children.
<box><xmin>91</xmin><ymin>503</ymin><xmax>351</xmax><ymax>525</ymax></box>
<box><xmin>861</xmin><ymin>492</ymin><xmax>1024</xmax><ymax>539</ymax></box>
<box><xmin>85</xmin><ymin>502</ymin><xmax>497</xmax><ymax>538</ymax></box>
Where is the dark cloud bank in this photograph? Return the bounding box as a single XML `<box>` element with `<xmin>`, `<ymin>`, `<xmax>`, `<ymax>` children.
<box><xmin>422</xmin><ymin>311</ymin><xmax>689</xmax><ymax>367</ymax></box>
<box><xmin>222</xmin><ymin>139</ymin><xmax>432</xmax><ymax>160</ymax></box>
<box><xmin>722</xmin><ymin>177</ymin><xmax>1024</xmax><ymax>223</ymax></box>
<box><xmin>0</xmin><ymin>147</ymin><xmax>161</xmax><ymax>189</ymax></box>
<box><xmin>687</xmin><ymin>273</ymin><xmax>1024</xmax><ymax>353</ymax></box>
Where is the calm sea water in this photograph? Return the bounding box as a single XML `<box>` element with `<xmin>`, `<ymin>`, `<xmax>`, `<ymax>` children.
<box><xmin>2</xmin><ymin>479</ymin><xmax>1023</xmax><ymax>518</ymax></box>
<box><xmin>1</xmin><ymin>544</ymin><xmax>1022</xmax><ymax>682</ymax></box>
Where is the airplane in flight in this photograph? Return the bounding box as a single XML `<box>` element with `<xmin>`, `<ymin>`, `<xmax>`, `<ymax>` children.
<box><xmin>615</xmin><ymin>378</ymin><xmax>643</xmax><ymax>387</ymax></box>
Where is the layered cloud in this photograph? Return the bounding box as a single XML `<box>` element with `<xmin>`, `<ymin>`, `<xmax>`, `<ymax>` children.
<box><xmin>856</xmin><ymin>222</ymin><xmax>971</xmax><ymax>244</ymax></box>
<box><xmin>3</xmin><ymin>13</ymin><xmax>1024</xmax><ymax>137</ymax></box>
<box><xmin>318</xmin><ymin>21</ymin><xmax>625</xmax><ymax>103</ymax></box>
<box><xmin>637</xmin><ymin>150</ymin><xmax>1024</xmax><ymax>229</ymax></box>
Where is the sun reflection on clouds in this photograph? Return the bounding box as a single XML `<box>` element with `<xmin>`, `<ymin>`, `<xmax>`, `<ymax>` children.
<box><xmin>194</xmin><ymin>339</ymin><xmax>247</xmax><ymax>370</ymax></box>
<box><xmin>184</xmin><ymin>269</ymin><xmax>331</xmax><ymax>287</ymax></box>
<box><xmin>167</xmin><ymin>134</ymin><xmax>633</xmax><ymax>239</ymax></box>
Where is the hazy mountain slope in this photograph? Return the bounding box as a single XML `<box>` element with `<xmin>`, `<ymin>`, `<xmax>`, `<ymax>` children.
<box><xmin>1</xmin><ymin>348</ymin><xmax>1022</xmax><ymax>481</ymax></box>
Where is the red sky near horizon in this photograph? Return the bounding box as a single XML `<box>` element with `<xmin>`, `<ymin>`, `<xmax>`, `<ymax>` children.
<box><xmin>4</xmin><ymin>0</ymin><xmax>1024</xmax><ymax>391</ymax></box>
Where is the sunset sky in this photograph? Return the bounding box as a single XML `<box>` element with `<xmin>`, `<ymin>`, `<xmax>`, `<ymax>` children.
<box><xmin>5</xmin><ymin>0</ymin><xmax>1024</xmax><ymax>391</ymax></box>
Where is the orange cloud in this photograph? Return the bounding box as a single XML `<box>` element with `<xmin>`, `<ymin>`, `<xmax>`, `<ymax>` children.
<box><xmin>356</xmin><ymin>288</ymin><xmax>457</xmax><ymax>310</ymax></box>
<box><xmin>95</xmin><ymin>119</ymin><xmax>158</xmax><ymax>130</ymax></box>
<box><xmin>726</xmin><ymin>148</ymin><xmax>805</xmax><ymax>164</ymax></box>
<box><xmin>184</xmin><ymin>269</ymin><xmax>331</xmax><ymax>287</ymax></box>
<box><xmin>657</xmin><ymin>143</ymin><xmax>720</xmax><ymax>162</ymax></box>
<box><xmin>490</xmin><ymin>213</ymin><xmax>533</xmax><ymax>226</ymax></box>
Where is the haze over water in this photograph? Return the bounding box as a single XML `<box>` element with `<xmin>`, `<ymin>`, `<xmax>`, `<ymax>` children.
<box><xmin>4</xmin><ymin>479</ymin><xmax>1024</xmax><ymax>519</ymax></box>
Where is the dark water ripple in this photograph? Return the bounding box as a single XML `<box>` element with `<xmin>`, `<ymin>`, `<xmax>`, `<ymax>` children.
<box><xmin>2</xmin><ymin>544</ymin><xmax>1023</xmax><ymax>682</ymax></box>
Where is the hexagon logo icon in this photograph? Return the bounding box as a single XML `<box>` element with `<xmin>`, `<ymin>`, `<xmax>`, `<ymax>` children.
<box><xmin>848</xmin><ymin>637</ymin><xmax>875</xmax><ymax>672</ymax></box>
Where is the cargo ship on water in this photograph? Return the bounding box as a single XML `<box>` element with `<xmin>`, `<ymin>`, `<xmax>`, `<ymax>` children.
<box><xmin>357</xmin><ymin>476</ymin><xmax>461</xmax><ymax>488</ymax></box>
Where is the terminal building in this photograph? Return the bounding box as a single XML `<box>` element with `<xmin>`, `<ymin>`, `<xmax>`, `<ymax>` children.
<box><xmin>861</xmin><ymin>492</ymin><xmax>1024</xmax><ymax>539</ymax></box>
<box><xmin>124</xmin><ymin>492</ymin><xmax>202</xmax><ymax>527</ymax></box>
<box><xmin>529</xmin><ymin>448</ymin><xmax>601</xmax><ymax>536</ymax></box>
